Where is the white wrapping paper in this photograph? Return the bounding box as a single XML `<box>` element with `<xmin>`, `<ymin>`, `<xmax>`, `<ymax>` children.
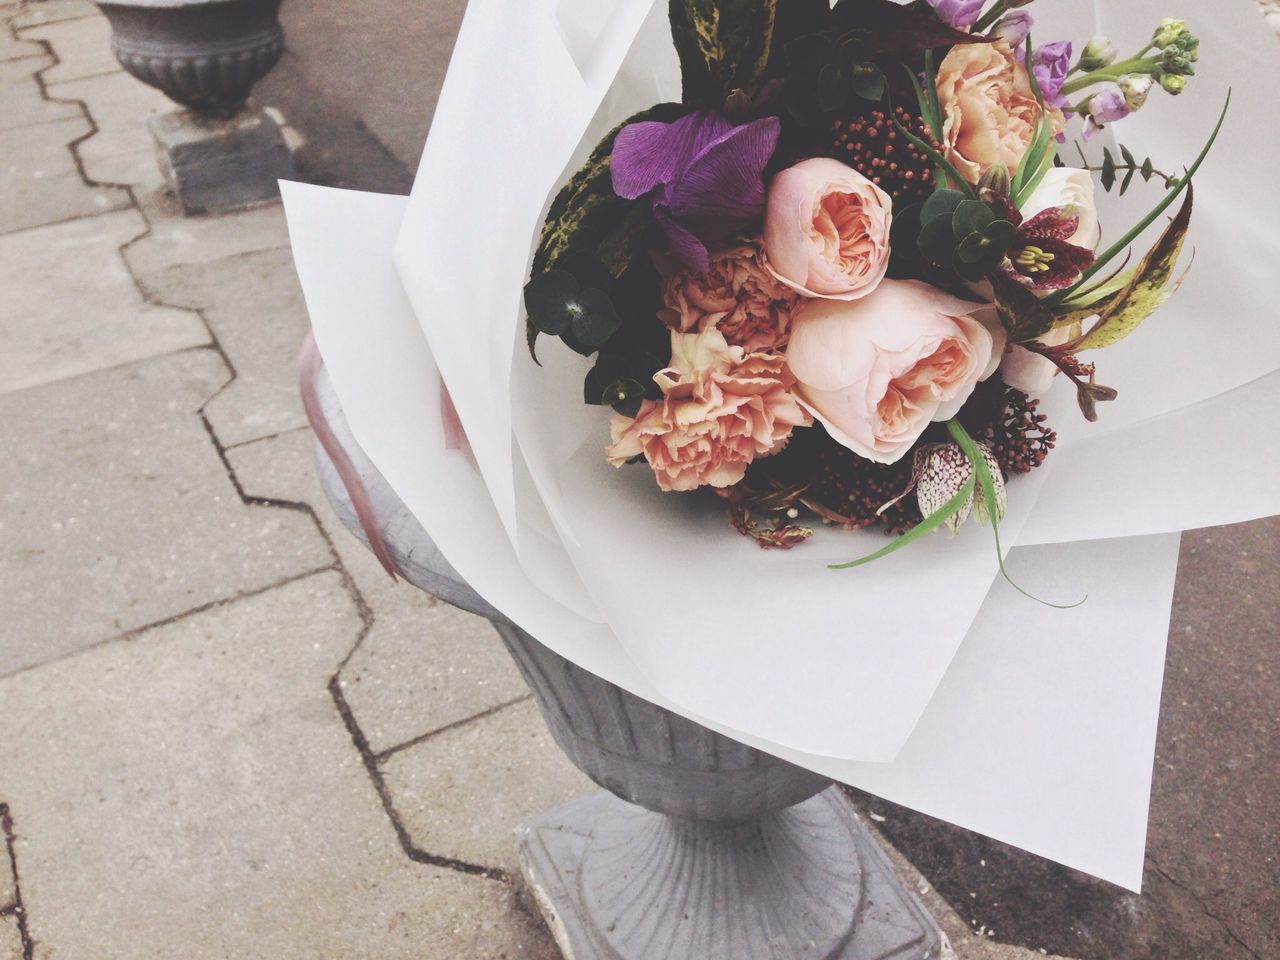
<box><xmin>283</xmin><ymin>0</ymin><xmax>1280</xmax><ymax>891</ymax></box>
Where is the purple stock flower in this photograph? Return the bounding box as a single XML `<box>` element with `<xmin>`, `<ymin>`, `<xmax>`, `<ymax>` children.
<box><xmin>992</xmin><ymin>10</ymin><xmax>1034</xmax><ymax>46</ymax></box>
<box><xmin>611</xmin><ymin>111</ymin><xmax>781</xmax><ymax>273</ymax></box>
<box><xmin>1082</xmin><ymin>89</ymin><xmax>1131</xmax><ymax>142</ymax></box>
<box><xmin>1031</xmin><ymin>41</ymin><xmax>1073</xmax><ymax>108</ymax></box>
<box><xmin>925</xmin><ymin>0</ymin><xmax>984</xmax><ymax>31</ymax></box>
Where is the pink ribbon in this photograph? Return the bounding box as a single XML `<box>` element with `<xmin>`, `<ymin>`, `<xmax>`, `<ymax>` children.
<box><xmin>297</xmin><ymin>332</ymin><xmax>401</xmax><ymax>581</ymax></box>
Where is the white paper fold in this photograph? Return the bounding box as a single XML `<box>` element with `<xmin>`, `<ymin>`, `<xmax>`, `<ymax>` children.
<box><xmin>281</xmin><ymin>0</ymin><xmax>1280</xmax><ymax>893</ymax></box>
<box><xmin>281</xmin><ymin>182</ymin><xmax>1180</xmax><ymax>888</ymax></box>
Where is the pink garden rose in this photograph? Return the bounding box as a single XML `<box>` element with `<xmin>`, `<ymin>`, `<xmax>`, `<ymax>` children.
<box><xmin>762</xmin><ymin>158</ymin><xmax>892</xmax><ymax>301</ymax></box>
<box><xmin>786</xmin><ymin>280</ymin><xmax>1005</xmax><ymax>465</ymax></box>
<box><xmin>606</xmin><ymin>328</ymin><xmax>810</xmax><ymax>492</ymax></box>
<box><xmin>936</xmin><ymin>41</ymin><xmax>1065</xmax><ymax>185</ymax></box>
<box><xmin>660</xmin><ymin>243</ymin><xmax>800</xmax><ymax>353</ymax></box>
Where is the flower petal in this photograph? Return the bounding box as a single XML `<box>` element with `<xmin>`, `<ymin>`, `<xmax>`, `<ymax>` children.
<box><xmin>610</xmin><ymin>111</ymin><xmax>733</xmax><ymax>199</ymax></box>
<box><xmin>668</xmin><ymin>117</ymin><xmax>781</xmax><ymax>221</ymax></box>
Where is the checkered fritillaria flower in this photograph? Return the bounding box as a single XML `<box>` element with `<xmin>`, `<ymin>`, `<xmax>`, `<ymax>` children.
<box><xmin>911</xmin><ymin>442</ymin><xmax>1007</xmax><ymax>535</ymax></box>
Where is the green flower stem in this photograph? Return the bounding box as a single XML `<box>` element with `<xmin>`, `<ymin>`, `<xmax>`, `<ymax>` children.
<box><xmin>1060</xmin><ymin>56</ymin><xmax>1157</xmax><ymax>96</ymax></box>
<box><xmin>1048</xmin><ymin>89</ymin><xmax>1229</xmax><ymax>306</ymax></box>
<box><xmin>972</xmin><ymin>1</ymin><xmax>1012</xmax><ymax>35</ymax></box>
<box><xmin>828</xmin><ymin>477</ymin><xmax>975</xmax><ymax>571</ymax></box>
<box><xmin>946</xmin><ymin>420</ymin><xmax>1085</xmax><ymax>608</ymax></box>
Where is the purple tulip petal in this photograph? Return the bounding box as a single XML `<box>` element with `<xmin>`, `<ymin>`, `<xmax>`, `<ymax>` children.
<box><xmin>610</xmin><ymin>111</ymin><xmax>733</xmax><ymax>199</ymax></box>
<box><xmin>668</xmin><ymin>117</ymin><xmax>781</xmax><ymax>221</ymax></box>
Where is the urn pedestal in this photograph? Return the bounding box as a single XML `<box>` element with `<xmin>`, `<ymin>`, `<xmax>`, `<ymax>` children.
<box><xmin>310</xmin><ymin>366</ymin><xmax>945</xmax><ymax>960</ymax></box>
<box><xmin>96</xmin><ymin>0</ymin><xmax>293</xmax><ymax>213</ymax></box>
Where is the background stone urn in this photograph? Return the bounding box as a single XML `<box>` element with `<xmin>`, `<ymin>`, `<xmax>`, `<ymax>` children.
<box><xmin>95</xmin><ymin>0</ymin><xmax>293</xmax><ymax>213</ymax></box>
<box><xmin>309</xmin><ymin>366</ymin><xmax>944</xmax><ymax>960</ymax></box>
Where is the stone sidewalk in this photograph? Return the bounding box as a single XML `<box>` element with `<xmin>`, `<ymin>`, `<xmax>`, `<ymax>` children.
<box><xmin>0</xmin><ymin>2</ymin><xmax>1274</xmax><ymax>960</ymax></box>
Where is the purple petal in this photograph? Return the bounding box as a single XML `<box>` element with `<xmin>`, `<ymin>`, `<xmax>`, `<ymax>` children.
<box><xmin>610</xmin><ymin>111</ymin><xmax>733</xmax><ymax>199</ymax></box>
<box><xmin>667</xmin><ymin>116</ymin><xmax>781</xmax><ymax>221</ymax></box>
<box><xmin>652</xmin><ymin>202</ymin><xmax>710</xmax><ymax>272</ymax></box>
<box><xmin>1032</xmin><ymin>41</ymin><xmax>1073</xmax><ymax>108</ymax></box>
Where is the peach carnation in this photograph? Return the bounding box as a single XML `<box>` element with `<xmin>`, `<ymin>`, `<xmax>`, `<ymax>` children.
<box><xmin>936</xmin><ymin>41</ymin><xmax>1066</xmax><ymax>185</ymax></box>
<box><xmin>660</xmin><ymin>244</ymin><xmax>800</xmax><ymax>353</ymax></box>
<box><xmin>606</xmin><ymin>328</ymin><xmax>810</xmax><ymax>492</ymax></box>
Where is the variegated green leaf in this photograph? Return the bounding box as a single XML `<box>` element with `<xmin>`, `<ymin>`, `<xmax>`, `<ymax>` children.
<box><xmin>531</xmin><ymin>103</ymin><xmax>683</xmax><ymax>278</ymax></box>
<box><xmin>670</xmin><ymin>0</ymin><xmax>777</xmax><ymax>106</ymax></box>
<box><xmin>1073</xmin><ymin>184</ymin><xmax>1194</xmax><ymax>352</ymax></box>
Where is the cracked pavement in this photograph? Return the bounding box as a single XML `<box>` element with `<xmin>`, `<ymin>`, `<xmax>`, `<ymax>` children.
<box><xmin>0</xmin><ymin>1</ymin><xmax>1275</xmax><ymax>958</ymax></box>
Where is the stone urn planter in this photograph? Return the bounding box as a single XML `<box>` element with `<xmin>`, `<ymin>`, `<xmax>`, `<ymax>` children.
<box><xmin>95</xmin><ymin>0</ymin><xmax>293</xmax><ymax>213</ymax></box>
<box><xmin>309</xmin><ymin>365</ymin><xmax>944</xmax><ymax>960</ymax></box>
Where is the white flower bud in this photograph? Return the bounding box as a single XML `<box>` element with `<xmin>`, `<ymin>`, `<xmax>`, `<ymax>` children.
<box><xmin>1119</xmin><ymin>74</ymin><xmax>1155</xmax><ymax>111</ymax></box>
<box><xmin>1078</xmin><ymin>35</ymin><xmax>1118</xmax><ymax>71</ymax></box>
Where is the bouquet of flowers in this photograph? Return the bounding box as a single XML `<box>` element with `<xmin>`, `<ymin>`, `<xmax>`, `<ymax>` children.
<box><xmin>523</xmin><ymin>0</ymin><xmax>1222</xmax><ymax>581</ymax></box>
<box><xmin>283</xmin><ymin>0</ymin><xmax>1279</xmax><ymax>890</ymax></box>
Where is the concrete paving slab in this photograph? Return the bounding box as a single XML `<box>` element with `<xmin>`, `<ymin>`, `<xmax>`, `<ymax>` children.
<box><xmin>18</xmin><ymin>14</ymin><xmax>117</xmax><ymax>85</ymax></box>
<box><xmin>126</xmin><ymin>188</ymin><xmax>290</xmax><ymax>278</ymax></box>
<box><xmin>0</xmin><ymin>20</ymin><xmax>44</xmax><ymax>62</ymax></box>
<box><xmin>48</xmin><ymin>71</ymin><xmax>171</xmax><ymax>190</ymax></box>
<box><xmin>0</xmin><ymin>115</ymin><xmax>129</xmax><ymax>234</ymax></box>
<box><xmin>0</xmin><ymin>55</ymin><xmax>78</xmax><ymax>130</ymax></box>
<box><xmin>9</xmin><ymin>0</ymin><xmax>98</xmax><ymax>29</ymax></box>
<box><xmin>0</xmin><ymin>572</ymin><xmax>561</xmax><ymax>960</ymax></box>
<box><xmin>0</xmin><ymin>915</ymin><xmax>20</xmax><ymax>960</ymax></box>
<box><xmin>0</xmin><ymin>208</ymin><xmax>209</xmax><ymax>394</ymax></box>
<box><xmin>134</xmin><ymin>246</ymin><xmax>311</xmax><ymax>447</ymax></box>
<box><xmin>227</xmin><ymin>428</ymin><xmax>535</xmax><ymax>754</ymax></box>
<box><xmin>0</xmin><ymin>349</ymin><xmax>334</xmax><ymax>676</ymax></box>
<box><xmin>381</xmin><ymin>698</ymin><xmax>593</xmax><ymax>874</ymax></box>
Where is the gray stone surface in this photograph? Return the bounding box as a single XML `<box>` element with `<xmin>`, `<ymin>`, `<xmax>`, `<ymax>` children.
<box><xmin>0</xmin><ymin>572</ymin><xmax>561</xmax><ymax>960</ymax></box>
<box><xmin>0</xmin><ymin>115</ymin><xmax>129</xmax><ymax>234</ymax></box>
<box><xmin>0</xmin><ymin>349</ymin><xmax>332</xmax><ymax>676</ymax></box>
<box><xmin>125</xmin><ymin>187</ymin><xmax>291</xmax><ymax>279</ymax></box>
<box><xmin>9</xmin><ymin>0</ymin><xmax>98</xmax><ymax>29</ymax></box>
<box><xmin>0</xmin><ymin>55</ymin><xmax>78</xmax><ymax>129</ymax></box>
<box><xmin>0</xmin><ymin>208</ymin><xmax>209</xmax><ymax>393</ymax></box>
<box><xmin>133</xmin><ymin>245</ymin><xmax>311</xmax><ymax>447</ymax></box>
<box><xmin>18</xmin><ymin>14</ymin><xmax>117</xmax><ymax>84</ymax></box>
<box><xmin>0</xmin><ymin>916</ymin><xmax>20</xmax><ymax>960</ymax></box>
<box><xmin>382</xmin><ymin>698</ymin><xmax>592</xmax><ymax>874</ymax></box>
<box><xmin>227</xmin><ymin>428</ymin><xmax>536</xmax><ymax>755</ymax></box>
<box><xmin>49</xmin><ymin>69</ymin><xmax>172</xmax><ymax>189</ymax></box>
<box><xmin>150</xmin><ymin>105</ymin><xmax>294</xmax><ymax>214</ymax></box>
<box><xmin>519</xmin><ymin>789</ymin><xmax>943</xmax><ymax>960</ymax></box>
<box><xmin>256</xmin><ymin>0</ymin><xmax>467</xmax><ymax>183</ymax></box>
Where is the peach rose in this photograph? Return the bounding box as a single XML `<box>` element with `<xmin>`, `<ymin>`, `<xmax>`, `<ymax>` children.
<box><xmin>762</xmin><ymin>158</ymin><xmax>892</xmax><ymax>301</ymax></box>
<box><xmin>606</xmin><ymin>328</ymin><xmax>810</xmax><ymax>492</ymax></box>
<box><xmin>660</xmin><ymin>243</ymin><xmax>800</xmax><ymax>353</ymax></box>
<box><xmin>786</xmin><ymin>280</ymin><xmax>1005</xmax><ymax>465</ymax></box>
<box><xmin>936</xmin><ymin>41</ymin><xmax>1066</xmax><ymax>185</ymax></box>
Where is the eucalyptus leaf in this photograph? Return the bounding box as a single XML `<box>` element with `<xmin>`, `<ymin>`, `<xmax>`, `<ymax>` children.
<box><xmin>922</xmin><ymin>188</ymin><xmax>966</xmax><ymax>224</ymax></box>
<box><xmin>952</xmin><ymin>199</ymin><xmax>995</xmax><ymax>239</ymax></box>
<box><xmin>984</xmin><ymin>219</ymin><xmax>1017</xmax><ymax>249</ymax></box>
<box><xmin>523</xmin><ymin>270</ymin><xmax>578</xmax><ymax>336</ymax></box>
<box><xmin>602</xmin><ymin>378</ymin><xmax>646</xmax><ymax>417</ymax></box>
<box><xmin>570</xmin><ymin>287</ymin><xmax>624</xmax><ymax>348</ymax></box>
<box><xmin>956</xmin><ymin>233</ymin><xmax>989</xmax><ymax>264</ymax></box>
<box><xmin>918</xmin><ymin>214</ymin><xmax>956</xmax><ymax>267</ymax></box>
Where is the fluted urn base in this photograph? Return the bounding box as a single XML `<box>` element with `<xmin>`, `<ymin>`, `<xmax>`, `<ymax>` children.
<box><xmin>517</xmin><ymin>789</ymin><xmax>943</xmax><ymax>960</ymax></box>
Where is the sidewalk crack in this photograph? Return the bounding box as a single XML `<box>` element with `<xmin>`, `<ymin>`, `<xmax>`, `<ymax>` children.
<box><xmin>1</xmin><ymin>803</ymin><xmax>35</xmax><ymax>960</ymax></box>
<box><xmin>1146</xmin><ymin>856</ymin><xmax>1263</xmax><ymax>960</ymax></box>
